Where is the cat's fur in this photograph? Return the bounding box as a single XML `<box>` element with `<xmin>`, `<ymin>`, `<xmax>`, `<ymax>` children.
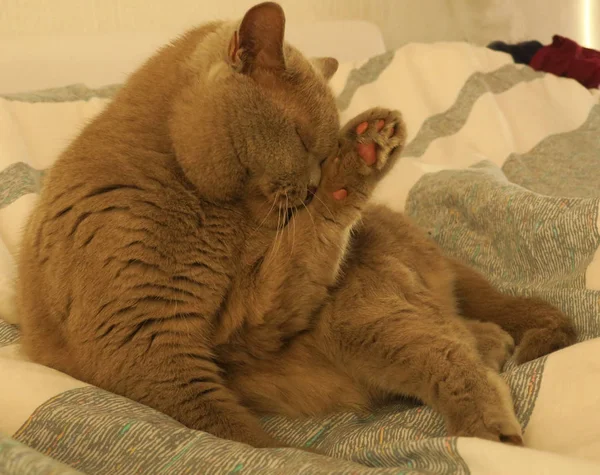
<box><xmin>16</xmin><ymin>2</ymin><xmax>575</xmax><ymax>449</ymax></box>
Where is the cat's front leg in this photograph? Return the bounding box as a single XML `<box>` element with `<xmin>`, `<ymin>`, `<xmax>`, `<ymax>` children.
<box><xmin>310</xmin><ymin>108</ymin><xmax>406</xmax><ymax>227</ymax></box>
<box><xmin>241</xmin><ymin>109</ymin><xmax>405</xmax><ymax>330</ymax></box>
<box><xmin>287</xmin><ymin>108</ymin><xmax>406</xmax><ymax>286</ymax></box>
<box><xmin>252</xmin><ymin>109</ymin><xmax>405</xmax><ymax>293</ymax></box>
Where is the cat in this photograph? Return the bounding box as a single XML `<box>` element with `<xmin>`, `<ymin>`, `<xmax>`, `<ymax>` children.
<box><xmin>16</xmin><ymin>2</ymin><xmax>575</xmax><ymax>450</ymax></box>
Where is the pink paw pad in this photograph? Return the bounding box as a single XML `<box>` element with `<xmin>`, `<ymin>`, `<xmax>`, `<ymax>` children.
<box><xmin>356</xmin><ymin>120</ymin><xmax>385</xmax><ymax>166</ymax></box>
<box><xmin>332</xmin><ymin>189</ymin><xmax>348</xmax><ymax>201</ymax></box>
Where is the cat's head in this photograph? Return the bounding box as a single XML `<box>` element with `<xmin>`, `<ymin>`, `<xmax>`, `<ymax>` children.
<box><xmin>170</xmin><ymin>2</ymin><xmax>340</xmax><ymax>221</ymax></box>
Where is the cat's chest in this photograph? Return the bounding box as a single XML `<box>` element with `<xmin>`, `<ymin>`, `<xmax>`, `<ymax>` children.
<box><xmin>157</xmin><ymin>203</ymin><xmax>246</xmax><ymax>312</ymax></box>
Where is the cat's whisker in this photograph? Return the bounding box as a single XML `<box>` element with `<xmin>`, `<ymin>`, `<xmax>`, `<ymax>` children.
<box><xmin>301</xmin><ymin>196</ymin><xmax>344</xmax><ymax>254</ymax></box>
<box><xmin>251</xmin><ymin>198</ymin><xmax>277</xmax><ymax>236</ymax></box>
<box><xmin>286</xmin><ymin>201</ymin><xmax>297</xmax><ymax>266</ymax></box>
<box><xmin>265</xmin><ymin>202</ymin><xmax>283</xmax><ymax>269</ymax></box>
<box><xmin>273</xmin><ymin>198</ymin><xmax>286</xmax><ymax>261</ymax></box>
<box><xmin>313</xmin><ymin>193</ymin><xmax>335</xmax><ymax>220</ymax></box>
<box><xmin>292</xmin><ymin>205</ymin><xmax>297</xmax><ymax>256</ymax></box>
<box><xmin>300</xmin><ymin>201</ymin><xmax>316</xmax><ymax>234</ymax></box>
<box><xmin>282</xmin><ymin>194</ymin><xmax>291</xmax><ymax>262</ymax></box>
<box><xmin>327</xmin><ymin>233</ymin><xmax>350</xmax><ymax>255</ymax></box>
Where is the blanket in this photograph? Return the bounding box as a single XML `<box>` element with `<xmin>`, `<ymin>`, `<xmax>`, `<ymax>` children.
<box><xmin>1</xmin><ymin>42</ymin><xmax>600</xmax><ymax>474</ymax></box>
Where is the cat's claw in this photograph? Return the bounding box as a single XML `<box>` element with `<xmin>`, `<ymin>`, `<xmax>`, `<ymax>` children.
<box><xmin>500</xmin><ymin>434</ymin><xmax>525</xmax><ymax>446</ymax></box>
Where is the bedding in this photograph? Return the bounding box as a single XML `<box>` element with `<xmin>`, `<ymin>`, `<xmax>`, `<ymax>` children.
<box><xmin>1</xmin><ymin>42</ymin><xmax>600</xmax><ymax>474</ymax></box>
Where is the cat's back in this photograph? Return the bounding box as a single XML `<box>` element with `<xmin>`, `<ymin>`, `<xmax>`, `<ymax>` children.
<box><xmin>19</xmin><ymin>154</ymin><xmax>242</xmax><ymax>371</ymax></box>
<box><xmin>20</xmin><ymin>17</ymin><xmax>226</xmax><ymax>248</ymax></box>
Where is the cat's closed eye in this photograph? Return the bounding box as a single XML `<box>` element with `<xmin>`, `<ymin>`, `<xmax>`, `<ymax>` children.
<box><xmin>295</xmin><ymin>127</ymin><xmax>310</xmax><ymax>153</ymax></box>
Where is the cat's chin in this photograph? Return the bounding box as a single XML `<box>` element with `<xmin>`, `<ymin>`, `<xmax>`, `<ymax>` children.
<box><xmin>244</xmin><ymin>184</ymin><xmax>314</xmax><ymax>230</ymax></box>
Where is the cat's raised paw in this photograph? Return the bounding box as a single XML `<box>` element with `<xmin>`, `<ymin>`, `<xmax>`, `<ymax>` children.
<box><xmin>318</xmin><ymin>108</ymin><xmax>406</xmax><ymax>210</ymax></box>
<box><xmin>341</xmin><ymin>107</ymin><xmax>406</xmax><ymax>174</ymax></box>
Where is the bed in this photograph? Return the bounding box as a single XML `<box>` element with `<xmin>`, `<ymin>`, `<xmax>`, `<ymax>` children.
<box><xmin>1</xmin><ymin>23</ymin><xmax>600</xmax><ymax>475</ymax></box>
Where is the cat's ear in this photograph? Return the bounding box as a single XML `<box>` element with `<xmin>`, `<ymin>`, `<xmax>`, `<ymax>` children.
<box><xmin>312</xmin><ymin>57</ymin><xmax>339</xmax><ymax>81</ymax></box>
<box><xmin>229</xmin><ymin>2</ymin><xmax>286</xmax><ymax>73</ymax></box>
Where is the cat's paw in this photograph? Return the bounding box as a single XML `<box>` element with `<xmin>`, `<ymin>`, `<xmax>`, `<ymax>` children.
<box><xmin>514</xmin><ymin>324</ymin><xmax>576</xmax><ymax>364</ymax></box>
<box><xmin>317</xmin><ymin>108</ymin><xmax>406</xmax><ymax>209</ymax></box>
<box><xmin>341</xmin><ymin>107</ymin><xmax>406</xmax><ymax>173</ymax></box>
<box><xmin>458</xmin><ymin>411</ymin><xmax>524</xmax><ymax>447</ymax></box>
<box><xmin>503</xmin><ymin>297</ymin><xmax>576</xmax><ymax>364</ymax></box>
<box><xmin>466</xmin><ymin>320</ymin><xmax>515</xmax><ymax>372</ymax></box>
<box><xmin>449</xmin><ymin>372</ymin><xmax>523</xmax><ymax>446</ymax></box>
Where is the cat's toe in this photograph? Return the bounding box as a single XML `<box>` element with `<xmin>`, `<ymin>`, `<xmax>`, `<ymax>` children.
<box><xmin>483</xmin><ymin>412</ymin><xmax>524</xmax><ymax>446</ymax></box>
<box><xmin>355</xmin><ymin>119</ymin><xmax>385</xmax><ymax>166</ymax></box>
<box><xmin>456</xmin><ymin>411</ymin><xmax>523</xmax><ymax>446</ymax></box>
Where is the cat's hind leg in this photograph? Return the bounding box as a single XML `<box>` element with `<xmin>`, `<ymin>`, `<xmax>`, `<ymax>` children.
<box><xmin>65</xmin><ymin>329</ymin><xmax>283</xmax><ymax>448</ymax></box>
<box><xmin>226</xmin><ymin>335</ymin><xmax>370</xmax><ymax>419</ymax></box>
<box><xmin>317</xmin><ymin>292</ymin><xmax>524</xmax><ymax>445</ymax></box>
<box><xmin>450</xmin><ymin>258</ymin><xmax>576</xmax><ymax>364</ymax></box>
<box><xmin>464</xmin><ymin>320</ymin><xmax>515</xmax><ymax>372</ymax></box>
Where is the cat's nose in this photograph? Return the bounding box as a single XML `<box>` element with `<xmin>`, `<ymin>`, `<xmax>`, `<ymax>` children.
<box><xmin>304</xmin><ymin>187</ymin><xmax>317</xmax><ymax>205</ymax></box>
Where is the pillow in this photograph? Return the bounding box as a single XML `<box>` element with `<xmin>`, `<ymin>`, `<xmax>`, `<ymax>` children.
<box><xmin>0</xmin><ymin>86</ymin><xmax>114</xmax><ymax>324</ymax></box>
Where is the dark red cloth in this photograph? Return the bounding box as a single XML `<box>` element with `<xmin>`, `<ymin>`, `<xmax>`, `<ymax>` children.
<box><xmin>530</xmin><ymin>35</ymin><xmax>600</xmax><ymax>88</ymax></box>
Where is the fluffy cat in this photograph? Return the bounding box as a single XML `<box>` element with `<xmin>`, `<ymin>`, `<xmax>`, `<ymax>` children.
<box><xmin>16</xmin><ymin>2</ymin><xmax>575</xmax><ymax>450</ymax></box>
